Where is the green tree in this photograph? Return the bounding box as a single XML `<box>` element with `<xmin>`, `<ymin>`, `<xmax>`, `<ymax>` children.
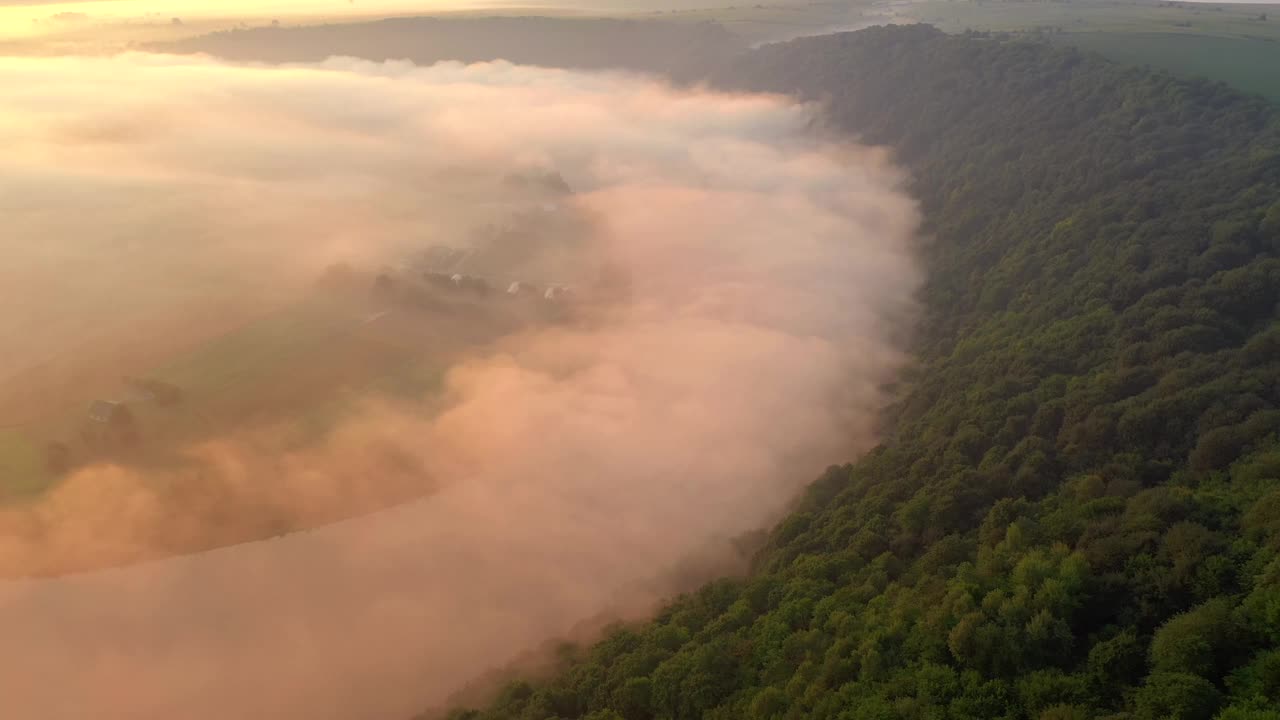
<box><xmin>1151</xmin><ymin>600</ymin><xmax>1242</xmax><ymax>679</ymax></box>
<box><xmin>1134</xmin><ymin>672</ymin><xmax>1223</xmax><ymax>720</ymax></box>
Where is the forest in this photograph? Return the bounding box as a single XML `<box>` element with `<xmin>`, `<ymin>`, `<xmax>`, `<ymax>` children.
<box><xmin>157</xmin><ymin>16</ymin><xmax>743</xmax><ymax>80</ymax></box>
<box><xmin>440</xmin><ymin>25</ymin><xmax>1280</xmax><ymax>720</ymax></box>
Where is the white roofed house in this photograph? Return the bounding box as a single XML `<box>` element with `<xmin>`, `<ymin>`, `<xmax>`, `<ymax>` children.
<box><xmin>82</xmin><ymin>400</ymin><xmax>138</xmax><ymax>449</ymax></box>
<box><xmin>543</xmin><ymin>286</ymin><xmax>574</xmax><ymax>302</ymax></box>
<box><xmin>507</xmin><ymin>281</ymin><xmax>541</xmax><ymax>297</ymax></box>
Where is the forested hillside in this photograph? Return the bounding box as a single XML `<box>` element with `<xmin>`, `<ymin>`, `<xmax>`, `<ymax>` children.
<box><xmin>439</xmin><ymin>25</ymin><xmax>1280</xmax><ymax>720</ymax></box>
<box><xmin>158</xmin><ymin>17</ymin><xmax>743</xmax><ymax>80</ymax></box>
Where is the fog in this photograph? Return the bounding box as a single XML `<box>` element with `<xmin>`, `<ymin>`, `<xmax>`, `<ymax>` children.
<box><xmin>0</xmin><ymin>54</ymin><xmax>921</xmax><ymax>719</ymax></box>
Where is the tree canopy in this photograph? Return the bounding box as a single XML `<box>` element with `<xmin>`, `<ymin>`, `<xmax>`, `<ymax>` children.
<box><xmin>441</xmin><ymin>25</ymin><xmax>1280</xmax><ymax>720</ymax></box>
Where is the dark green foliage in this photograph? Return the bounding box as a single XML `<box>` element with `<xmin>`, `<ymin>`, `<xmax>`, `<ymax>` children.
<box><xmin>1150</xmin><ymin>599</ymin><xmax>1245</xmax><ymax>678</ymax></box>
<box><xmin>446</xmin><ymin>26</ymin><xmax>1280</xmax><ymax>720</ymax></box>
<box><xmin>1136</xmin><ymin>672</ymin><xmax>1223</xmax><ymax>720</ymax></box>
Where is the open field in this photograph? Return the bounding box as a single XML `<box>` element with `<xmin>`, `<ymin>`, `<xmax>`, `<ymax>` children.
<box><xmin>620</xmin><ymin>0</ymin><xmax>1280</xmax><ymax>48</ymax></box>
<box><xmin>898</xmin><ymin>0</ymin><xmax>1280</xmax><ymax>101</ymax></box>
<box><xmin>1050</xmin><ymin>30</ymin><xmax>1280</xmax><ymax>101</ymax></box>
<box><xmin>121</xmin><ymin>0</ymin><xmax>1278</xmax><ymax>101</ymax></box>
<box><xmin>0</xmin><ymin>284</ymin><xmax>275</xmax><ymax>496</ymax></box>
<box><xmin>0</xmin><ymin>0</ymin><xmax>869</xmax><ymax>54</ymax></box>
<box><xmin>0</xmin><ymin>432</ymin><xmax>43</xmax><ymax>496</ymax></box>
<box><xmin>634</xmin><ymin>1</ymin><xmax>888</xmax><ymax>44</ymax></box>
<box><xmin>905</xmin><ymin>0</ymin><xmax>1280</xmax><ymax>38</ymax></box>
<box><xmin>0</xmin><ymin>255</ymin><xmax>588</xmax><ymax>575</ymax></box>
<box><xmin>0</xmin><ymin>278</ymin><xmax>541</xmax><ymax>501</ymax></box>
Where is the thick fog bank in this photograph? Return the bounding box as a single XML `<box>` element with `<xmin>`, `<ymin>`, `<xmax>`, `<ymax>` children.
<box><xmin>0</xmin><ymin>54</ymin><xmax>921</xmax><ymax>719</ymax></box>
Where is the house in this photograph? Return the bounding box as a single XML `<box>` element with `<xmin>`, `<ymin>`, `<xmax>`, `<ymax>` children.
<box><xmin>544</xmin><ymin>286</ymin><xmax>574</xmax><ymax>302</ymax></box>
<box><xmin>88</xmin><ymin>400</ymin><xmax>133</xmax><ymax>426</ymax></box>
<box><xmin>83</xmin><ymin>400</ymin><xmax>138</xmax><ymax>450</ymax></box>
<box><xmin>507</xmin><ymin>281</ymin><xmax>541</xmax><ymax>297</ymax></box>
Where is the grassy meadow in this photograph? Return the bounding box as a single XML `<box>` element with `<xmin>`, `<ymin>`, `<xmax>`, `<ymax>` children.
<box><xmin>1050</xmin><ymin>31</ymin><xmax>1280</xmax><ymax>102</ymax></box>
<box><xmin>899</xmin><ymin>0</ymin><xmax>1280</xmax><ymax>102</ymax></box>
<box><xmin>649</xmin><ymin>1</ymin><xmax>1280</xmax><ymax>102</ymax></box>
<box><xmin>0</xmin><ymin>279</ymin><xmax>526</xmax><ymax>501</ymax></box>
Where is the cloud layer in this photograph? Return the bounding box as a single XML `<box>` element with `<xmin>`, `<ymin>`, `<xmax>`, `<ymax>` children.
<box><xmin>0</xmin><ymin>54</ymin><xmax>921</xmax><ymax>719</ymax></box>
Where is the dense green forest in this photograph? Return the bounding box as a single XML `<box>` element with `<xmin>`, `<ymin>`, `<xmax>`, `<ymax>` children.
<box><xmin>440</xmin><ymin>25</ymin><xmax>1280</xmax><ymax>720</ymax></box>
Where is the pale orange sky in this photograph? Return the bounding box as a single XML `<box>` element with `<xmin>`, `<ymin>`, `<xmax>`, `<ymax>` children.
<box><xmin>0</xmin><ymin>1</ymin><xmax>456</xmax><ymax>34</ymax></box>
<box><xmin>0</xmin><ymin>0</ymin><xmax>634</xmax><ymax>40</ymax></box>
<box><xmin>0</xmin><ymin>0</ymin><xmax>732</xmax><ymax>41</ymax></box>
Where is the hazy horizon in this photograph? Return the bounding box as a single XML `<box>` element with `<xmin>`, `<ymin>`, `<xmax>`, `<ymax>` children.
<box><xmin>0</xmin><ymin>0</ymin><xmax>804</xmax><ymax>40</ymax></box>
<box><xmin>1</xmin><ymin>3</ymin><xmax>1275</xmax><ymax>720</ymax></box>
<box><xmin>0</xmin><ymin>49</ymin><xmax>921</xmax><ymax>717</ymax></box>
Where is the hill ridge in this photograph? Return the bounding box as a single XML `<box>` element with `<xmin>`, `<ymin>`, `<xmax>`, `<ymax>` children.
<box><xmin>443</xmin><ymin>24</ymin><xmax>1280</xmax><ymax>720</ymax></box>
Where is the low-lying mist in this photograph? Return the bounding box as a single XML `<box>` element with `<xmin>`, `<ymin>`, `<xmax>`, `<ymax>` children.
<box><xmin>0</xmin><ymin>54</ymin><xmax>921</xmax><ymax>719</ymax></box>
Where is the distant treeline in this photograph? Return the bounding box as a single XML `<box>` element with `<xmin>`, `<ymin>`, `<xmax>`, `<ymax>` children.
<box><xmin>441</xmin><ymin>24</ymin><xmax>1280</xmax><ymax>720</ymax></box>
<box><xmin>156</xmin><ymin>17</ymin><xmax>745</xmax><ymax>81</ymax></box>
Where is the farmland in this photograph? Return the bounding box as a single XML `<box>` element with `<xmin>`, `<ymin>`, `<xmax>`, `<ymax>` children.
<box><xmin>897</xmin><ymin>0</ymin><xmax>1280</xmax><ymax>102</ymax></box>
<box><xmin>904</xmin><ymin>0</ymin><xmax>1280</xmax><ymax>38</ymax></box>
<box><xmin>0</xmin><ymin>274</ymin><xmax>535</xmax><ymax>500</ymax></box>
<box><xmin>72</xmin><ymin>0</ymin><xmax>1274</xmax><ymax>101</ymax></box>
<box><xmin>0</xmin><ymin>289</ymin><xmax>270</xmax><ymax>496</ymax></box>
<box><xmin>599</xmin><ymin>0</ymin><xmax>1280</xmax><ymax>102</ymax></box>
<box><xmin>1049</xmin><ymin>31</ymin><xmax>1280</xmax><ymax>102</ymax></box>
<box><xmin>0</xmin><ymin>267</ymin><xmax>576</xmax><ymax>576</ymax></box>
<box><xmin>650</xmin><ymin>1</ymin><xmax>1280</xmax><ymax>102</ymax></box>
<box><xmin>634</xmin><ymin>0</ymin><xmax>892</xmax><ymax>44</ymax></box>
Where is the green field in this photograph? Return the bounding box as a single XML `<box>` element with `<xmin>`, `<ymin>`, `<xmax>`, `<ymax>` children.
<box><xmin>145</xmin><ymin>293</ymin><xmax>463</xmax><ymax>443</ymax></box>
<box><xmin>640</xmin><ymin>1</ymin><xmax>883</xmax><ymax>44</ymax></box>
<box><xmin>897</xmin><ymin>0</ymin><xmax>1280</xmax><ymax>102</ymax></box>
<box><xmin>654</xmin><ymin>0</ymin><xmax>1280</xmax><ymax>102</ymax></box>
<box><xmin>905</xmin><ymin>0</ymin><xmax>1280</xmax><ymax>38</ymax></box>
<box><xmin>0</xmin><ymin>283</ymin><xmax>519</xmax><ymax>500</ymax></box>
<box><xmin>1051</xmin><ymin>31</ymin><xmax>1280</xmax><ymax>102</ymax></box>
<box><xmin>0</xmin><ymin>430</ymin><xmax>45</xmax><ymax>498</ymax></box>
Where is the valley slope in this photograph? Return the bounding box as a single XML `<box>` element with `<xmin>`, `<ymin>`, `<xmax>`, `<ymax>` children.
<box><xmin>443</xmin><ymin>25</ymin><xmax>1280</xmax><ymax>720</ymax></box>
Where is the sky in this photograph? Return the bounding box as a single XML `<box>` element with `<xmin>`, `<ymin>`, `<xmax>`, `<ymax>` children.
<box><xmin>0</xmin><ymin>0</ymin><xmax>758</xmax><ymax>40</ymax></box>
<box><xmin>2</xmin><ymin>0</ymin><xmax>1276</xmax><ymax>38</ymax></box>
<box><xmin>0</xmin><ymin>0</ymin><xmax>451</xmax><ymax>37</ymax></box>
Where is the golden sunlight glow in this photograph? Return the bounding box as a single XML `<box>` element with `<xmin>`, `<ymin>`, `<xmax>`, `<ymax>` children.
<box><xmin>0</xmin><ymin>1</ymin><xmax>492</xmax><ymax>39</ymax></box>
